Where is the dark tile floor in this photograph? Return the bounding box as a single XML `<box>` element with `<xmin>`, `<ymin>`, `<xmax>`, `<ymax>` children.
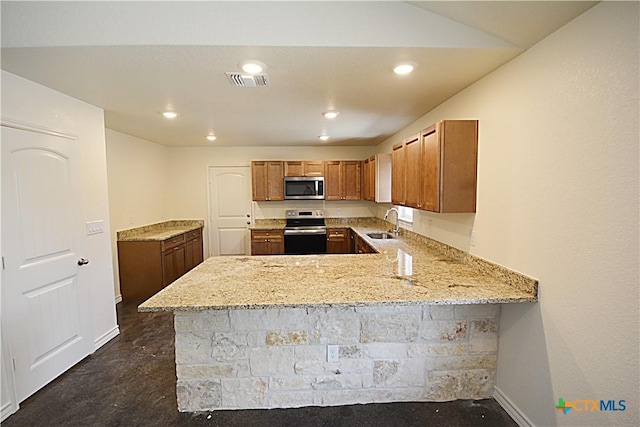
<box><xmin>4</xmin><ymin>300</ymin><xmax>518</xmax><ymax>427</ymax></box>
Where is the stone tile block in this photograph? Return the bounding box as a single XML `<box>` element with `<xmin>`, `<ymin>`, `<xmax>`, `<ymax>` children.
<box><xmin>425</xmin><ymin>369</ymin><xmax>494</xmax><ymax>401</ymax></box>
<box><xmin>319</xmin><ymin>389</ymin><xmax>387</xmax><ymax>406</ymax></box>
<box><xmin>174</xmin><ymin>311</ymin><xmax>230</xmax><ymax>333</ymax></box>
<box><xmin>249</xmin><ymin>346</ymin><xmax>295</xmax><ymax>376</ymax></box>
<box><xmin>360</xmin><ymin>313</ymin><xmax>420</xmax><ymax>343</ymax></box>
<box><xmin>362</xmin><ymin>343</ymin><xmax>409</xmax><ymax>359</ymax></box>
<box><xmin>221</xmin><ymin>377</ymin><xmax>268</xmax><ymax>408</ymax></box>
<box><xmin>176</xmin><ymin>379</ymin><xmax>222</xmax><ymax>411</ymax></box>
<box><xmin>428</xmin><ymin>305</ymin><xmax>455</xmax><ymax>320</ymax></box>
<box><xmin>294</xmin><ymin>345</ymin><xmax>325</xmax><ymax>360</ymax></box>
<box><xmin>408</xmin><ymin>342</ymin><xmax>468</xmax><ymax>358</ymax></box>
<box><xmin>269</xmin><ymin>376</ymin><xmax>311</xmax><ymax>391</ymax></box>
<box><xmin>266</xmin><ymin>330</ymin><xmax>308</xmax><ymax>346</ymax></box>
<box><xmin>294</xmin><ymin>358</ymin><xmax>372</xmax><ymax>376</ymax></box>
<box><xmin>268</xmin><ymin>391</ymin><xmax>314</xmax><ymax>408</ymax></box>
<box><xmin>176</xmin><ymin>362</ymin><xmax>249</xmax><ymax>379</ymax></box>
<box><xmin>338</xmin><ymin>344</ymin><xmax>362</xmax><ymax>359</ymax></box>
<box><xmin>310</xmin><ymin>374</ymin><xmax>363</xmax><ymax>390</ymax></box>
<box><xmin>373</xmin><ymin>359</ymin><xmax>425</xmax><ymax>388</ymax></box>
<box><xmin>308</xmin><ymin>307</ymin><xmax>360</xmax><ymax>344</ymax></box>
<box><xmin>421</xmin><ymin>321</ymin><xmax>467</xmax><ymax>342</ymax></box>
<box><xmin>454</xmin><ymin>304</ymin><xmax>500</xmax><ymax>319</ymax></box>
<box><xmin>425</xmin><ymin>355</ymin><xmax>497</xmax><ymax>371</ymax></box>
<box><xmin>175</xmin><ymin>331</ymin><xmax>212</xmax><ymax>364</ymax></box>
<box><xmin>211</xmin><ymin>332</ymin><xmax>248</xmax><ymax>362</ymax></box>
<box><xmin>469</xmin><ymin>319</ymin><xmax>498</xmax><ymax>354</ymax></box>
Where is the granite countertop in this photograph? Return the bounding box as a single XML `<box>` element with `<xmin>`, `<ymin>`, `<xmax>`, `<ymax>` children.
<box><xmin>117</xmin><ymin>220</ymin><xmax>204</xmax><ymax>242</ymax></box>
<box><xmin>139</xmin><ymin>218</ymin><xmax>537</xmax><ymax>312</ymax></box>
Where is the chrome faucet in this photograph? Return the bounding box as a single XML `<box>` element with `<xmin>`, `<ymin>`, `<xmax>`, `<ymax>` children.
<box><xmin>384</xmin><ymin>207</ymin><xmax>401</xmax><ymax>235</ymax></box>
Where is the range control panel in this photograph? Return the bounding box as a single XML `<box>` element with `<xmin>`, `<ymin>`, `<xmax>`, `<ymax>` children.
<box><xmin>285</xmin><ymin>210</ymin><xmax>324</xmax><ymax>218</ymax></box>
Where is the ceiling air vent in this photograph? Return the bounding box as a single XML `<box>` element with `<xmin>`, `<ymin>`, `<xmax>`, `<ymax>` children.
<box><xmin>225</xmin><ymin>72</ymin><xmax>270</xmax><ymax>87</ymax></box>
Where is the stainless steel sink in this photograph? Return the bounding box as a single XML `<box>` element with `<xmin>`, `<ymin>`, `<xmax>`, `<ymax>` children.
<box><xmin>366</xmin><ymin>232</ymin><xmax>395</xmax><ymax>240</ymax></box>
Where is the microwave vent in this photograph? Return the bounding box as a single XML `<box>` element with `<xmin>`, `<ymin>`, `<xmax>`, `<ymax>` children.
<box><xmin>225</xmin><ymin>72</ymin><xmax>270</xmax><ymax>87</ymax></box>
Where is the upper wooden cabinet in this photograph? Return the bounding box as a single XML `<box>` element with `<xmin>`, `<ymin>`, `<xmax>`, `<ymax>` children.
<box><xmin>363</xmin><ymin>154</ymin><xmax>391</xmax><ymax>203</ymax></box>
<box><xmin>325</xmin><ymin>161</ymin><xmax>362</xmax><ymax>201</ymax></box>
<box><xmin>284</xmin><ymin>161</ymin><xmax>324</xmax><ymax>177</ymax></box>
<box><xmin>252</xmin><ymin>161</ymin><xmax>284</xmax><ymax>201</ymax></box>
<box><xmin>391</xmin><ymin>141</ymin><xmax>406</xmax><ymax>206</ymax></box>
<box><xmin>391</xmin><ymin>120</ymin><xmax>478</xmax><ymax>213</ymax></box>
<box><xmin>421</xmin><ymin>120</ymin><xmax>478</xmax><ymax>213</ymax></box>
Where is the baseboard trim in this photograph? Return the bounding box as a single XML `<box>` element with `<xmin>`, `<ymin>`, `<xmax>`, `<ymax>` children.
<box><xmin>115</xmin><ymin>294</ymin><xmax>122</xmax><ymax>304</ymax></box>
<box><xmin>1</xmin><ymin>401</ymin><xmax>18</xmax><ymax>423</ymax></box>
<box><xmin>494</xmin><ymin>386</ymin><xmax>534</xmax><ymax>427</ymax></box>
<box><xmin>94</xmin><ymin>325</ymin><xmax>120</xmax><ymax>351</ymax></box>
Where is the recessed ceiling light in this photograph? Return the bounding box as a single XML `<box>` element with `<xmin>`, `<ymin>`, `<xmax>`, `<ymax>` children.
<box><xmin>240</xmin><ymin>60</ymin><xmax>266</xmax><ymax>75</ymax></box>
<box><xmin>322</xmin><ymin>111</ymin><xmax>340</xmax><ymax>119</ymax></box>
<box><xmin>318</xmin><ymin>135</ymin><xmax>330</xmax><ymax>141</ymax></box>
<box><xmin>206</xmin><ymin>134</ymin><xmax>217</xmax><ymax>142</ymax></box>
<box><xmin>162</xmin><ymin>111</ymin><xmax>179</xmax><ymax>119</ymax></box>
<box><xmin>393</xmin><ymin>62</ymin><xmax>416</xmax><ymax>75</ymax></box>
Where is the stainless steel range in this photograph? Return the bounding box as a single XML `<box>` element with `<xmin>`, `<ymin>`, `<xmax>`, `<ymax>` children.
<box><xmin>284</xmin><ymin>210</ymin><xmax>327</xmax><ymax>254</ymax></box>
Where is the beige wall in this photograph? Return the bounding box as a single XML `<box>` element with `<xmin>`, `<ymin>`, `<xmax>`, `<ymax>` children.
<box><xmin>376</xmin><ymin>2</ymin><xmax>639</xmax><ymax>425</ymax></box>
<box><xmin>105</xmin><ymin>129</ymin><xmax>172</xmax><ymax>298</ymax></box>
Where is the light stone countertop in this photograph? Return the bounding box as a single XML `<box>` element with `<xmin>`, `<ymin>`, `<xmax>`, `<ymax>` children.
<box><xmin>117</xmin><ymin>220</ymin><xmax>204</xmax><ymax>241</ymax></box>
<box><xmin>139</xmin><ymin>218</ymin><xmax>537</xmax><ymax>312</ymax></box>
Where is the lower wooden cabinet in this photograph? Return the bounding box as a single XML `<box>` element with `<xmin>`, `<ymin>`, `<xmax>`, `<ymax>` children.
<box><xmin>251</xmin><ymin>230</ymin><xmax>284</xmax><ymax>255</ymax></box>
<box><xmin>118</xmin><ymin>227</ymin><xmax>203</xmax><ymax>301</ymax></box>
<box><xmin>355</xmin><ymin>234</ymin><xmax>376</xmax><ymax>254</ymax></box>
<box><xmin>327</xmin><ymin>228</ymin><xmax>350</xmax><ymax>254</ymax></box>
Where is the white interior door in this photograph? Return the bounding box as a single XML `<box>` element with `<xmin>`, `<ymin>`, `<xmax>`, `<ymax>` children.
<box><xmin>208</xmin><ymin>166</ymin><xmax>252</xmax><ymax>256</ymax></box>
<box><xmin>1</xmin><ymin>125</ymin><xmax>94</xmax><ymax>403</ymax></box>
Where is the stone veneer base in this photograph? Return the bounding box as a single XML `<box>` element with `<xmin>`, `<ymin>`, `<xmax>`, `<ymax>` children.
<box><xmin>175</xmin><ymin>303</ymin><xmax>500</xmax><ymax>412</ymax></box>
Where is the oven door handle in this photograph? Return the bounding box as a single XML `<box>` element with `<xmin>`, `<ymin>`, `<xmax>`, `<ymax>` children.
<box><xmin>284</xmin><ymin>229</ymin><xmax>327</xmax><ymax>236</ymax></box>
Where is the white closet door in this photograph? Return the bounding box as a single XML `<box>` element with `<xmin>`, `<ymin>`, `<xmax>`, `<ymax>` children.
<box><xmin>1</xmin><ymin>125</ymin><xmax>93</xmax><ymax>403</ymax></box>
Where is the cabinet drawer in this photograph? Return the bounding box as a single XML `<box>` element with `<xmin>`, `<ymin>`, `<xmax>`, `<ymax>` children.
<box><xmin>162</xmin><ymin>234</ymin><xmax>185</xmax><ymax>252</ymax></box>
<box><xmin>185</xmin><ymin>229</ymin><xmax>202</xmax><ymax>242</ymax></box>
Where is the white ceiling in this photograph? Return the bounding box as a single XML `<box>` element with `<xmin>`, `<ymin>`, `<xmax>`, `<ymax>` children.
<box><xmin>1</xmin><ymin>1</ymin><xmax>597</xmax><ymax>147</ymax></box>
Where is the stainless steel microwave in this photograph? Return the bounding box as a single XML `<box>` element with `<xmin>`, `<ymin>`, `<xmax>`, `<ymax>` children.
<box><xmin>284</xmin><ymin>176</ymin><xmax>325</xmax><ymax>200</ymax></box>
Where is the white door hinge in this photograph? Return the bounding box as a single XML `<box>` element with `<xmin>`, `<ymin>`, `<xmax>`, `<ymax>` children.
<box><xmin>2</xmin><ymin>256</ymin><xmax>4</xmax><ymax>270</ymax></box>
<box><xmin>12</xmin><ymin>358</ymin><xmax>16</xmax><ymax>371</ymax></box>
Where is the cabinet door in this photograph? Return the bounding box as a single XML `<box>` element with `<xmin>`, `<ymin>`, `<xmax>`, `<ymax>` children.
<box><xmin>324</xmin><ymin>161</ymin><xmax>342</xmax><ymax>201</ymax></box>
<box><xmin>391</xmin><ymin>142</ymin><xmax>405</xmax><ymax>205</ymax></box>
<box><xmin>284</xmin><ymin>161</ymin><xmax>304</xmax><ymax>177</ymax></box>
<box><xmin>362</xmin><ymin>159</ymin><xmax>370</xmax><ymax>200</ymax></box>
<box><xmin>185</xmin><ymin>235</ymin><xmax>204</xmax><ymax>271</ymax></box>
<box><xmin>267</xmin><ymin>231</ymin><xmax>284</xmax><ymax>254</ymax></box>
<box><xmin>342</xmin><ymin>161</ymin><xmax>362</xmax><ymax>200</ymax></box>
<box><xmin>163</xmin><ymin>245</ymin><xmax>186</xmax><ymax>286</ymax></box>
<box><xmin>303</xmin><ymin>161</ymin><xmax>324</xmax><ymax>176</ymax></box>
<box><xmin>404</xmin><ymin>134</ymin><xmax>422</xmax><ymax>208</ymax></box>
<box><xmin>368</xmin><ymin>156</ymin><xmax>376</xmax><ymax>201</ymax></box>
<box><xmin>439</xmin><ymin>120</ymin><xmax>478</xmax><ymax>213</ymax></box>
<box><xmin>327</xmin><ymin>228</ymin><xmax>348</xmax><ymax>254</ymax></box>
<box><xmin>251</xmin><ymin>161</ymin><xmax>269</xmax><ymax>201</ymax></box>
<box><xmin>420</xmin><ymin>125</ymin><xmax>440</xmax><ymax>212</ymax></box>
<box><xmin>266</xmin><ymin>161</ymin><xmax>284</xmax><ymax>201</ymax></box>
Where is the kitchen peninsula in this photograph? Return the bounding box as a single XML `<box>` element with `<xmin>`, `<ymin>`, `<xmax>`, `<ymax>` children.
<box><xmin>139</xmin><ymin>218</ymin><xmax>537</xmax><ymax>412</ymax></box>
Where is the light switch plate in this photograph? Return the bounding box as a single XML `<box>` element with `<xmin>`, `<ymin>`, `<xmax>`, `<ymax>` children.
<box><xmin>86</xmin><ymin>220</ymin><xmax>104</xmax><ymax>235</ymax></box>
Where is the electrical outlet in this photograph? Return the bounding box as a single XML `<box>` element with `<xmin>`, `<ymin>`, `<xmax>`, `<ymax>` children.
<box><xmin>327</xmin><ymin>345</ymin><xmax>339</xmax><ymax>363</ymax></box>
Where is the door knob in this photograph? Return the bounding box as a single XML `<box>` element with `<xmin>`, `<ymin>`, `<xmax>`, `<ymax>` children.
<box><xmin>77</xmin><ymin>258</ymin><xmax>90</xmax><ymax>266</ymax></box>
